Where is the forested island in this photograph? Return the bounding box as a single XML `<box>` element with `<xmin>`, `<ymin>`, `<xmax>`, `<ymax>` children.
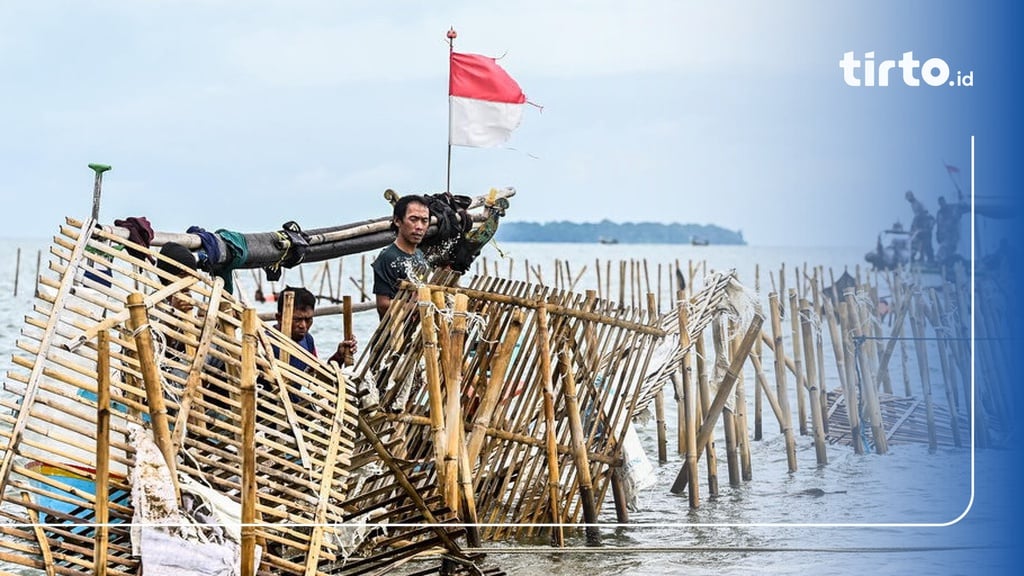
<box><xmin>494</xmin><ymin>220</ymin><xmax>745</xmax><ymax>245</ymax></box>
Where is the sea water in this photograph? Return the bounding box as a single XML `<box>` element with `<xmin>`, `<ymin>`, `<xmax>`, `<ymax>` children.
<box><xmin>0</xmin><ymin>238</ymin><xmax>1015</xmax><ymax>576</ymax></box>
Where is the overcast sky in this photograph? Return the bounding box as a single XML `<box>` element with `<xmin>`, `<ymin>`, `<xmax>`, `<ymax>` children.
<box><xmin>1</xmin><ymin>1</ymin><xmax>1015</xmax><ymax>246</ymax></box>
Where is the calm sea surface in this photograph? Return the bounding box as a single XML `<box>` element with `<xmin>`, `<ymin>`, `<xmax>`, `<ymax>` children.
<box><xmin>0</xmin><ymin>238</ymin><xmax>1015</xmax><ymax>575</ymax></box>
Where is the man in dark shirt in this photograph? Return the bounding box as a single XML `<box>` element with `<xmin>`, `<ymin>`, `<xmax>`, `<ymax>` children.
<box><xmin>371</xmin><ymin>195</ymin><xmax>432</xmax><ymax>319</ymax></box>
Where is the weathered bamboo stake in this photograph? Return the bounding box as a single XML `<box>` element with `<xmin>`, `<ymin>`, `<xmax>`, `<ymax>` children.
<box><xmin>654</xmin><ymin>390</ymin><xmax>668</xmax><ymax>465</ymax></box>
<box><xmin>342</xmin><ymin>295</ymin><xmax>354</xmax><ymax>366</ymax></box>
<box><xmin>618</xmin><ymin>260</ymin><xmax>626</xmax><ymax>309</ymax></box>
<box><xmin>730</xmin><ymin>320</ymin><xmax>752</xmax><ymax>481</ymax></box>
<box><xmin>909</xmin><ymin>295</ymin><xmax>938</xmax><ymax>452</ymax></box>
<box><xmin>871</xmin><ymin>293</ymin><xmax>912</xmax><ymax>394</ymax></box>
<box><xmin>559</xmin><ymin>343</ymin><xmax>600</xmax><ymax>545</ymax></box>
<box><xmin>657</xmin><ymin>262</ymin><xmax>663</xmax><ymax>313</ymax></box>
<box><xmin>417</xmin><ymin>286</ymin><xmax>449</xmax><ymax>491</ymax></box>
<box><xmin>693</xmin><ymin>319</ymin><xmax>719</xmax><ymax>496</ymax></box>
<box><xmin>240</xmin><ymin>308</ymin><xmax>258</xmax><ymax>576</ymax></box>
<box><xmin>769</xmin><ymin>292</ymin><xmax>797</xmax><ymax>472</ymax></box>
<box><xmin>753</xmin><ymin>264</ymin><xmax>763</xmax><ymax>440</ymax></box>
<box><xmin>811</xmin><ymin>268</ymin><xmax>828</xmax><ymax>432</ymax></box>
<box><xmin>788</xmin><ymin>289</ymin><xmax>808</xmax><ymax>436</ymax></box>
<box><xmin>595</xmin><ymin>258</ymin><xmax>602</xmax><ymax>300</ymax></box>
<box><xmin>836</xmin><ymin>300</ymin><xmax>865</xmax><ymax>454</ymax></box>
<box><xmin>535</xmin><ymin>304</ymin><xmax>564</xmax><ymax>547</ymax></box>
<box><xmin>890</xmin><ymin>275</ymin><xmax>912</xmax><ymax>396</ymax></box>
<box><xmin>824</xmin><ymin>297</ymin><xmax>859</xmax><ymax>453</ymax></box>
<box><xmin>34</xmin><ymin>249</ymin><xmax>42</xmax><ymax>297</ymax></box>
<box><xmin>446</xmin><ymin>294</ymin><xmax>469</xmax><ymax>512</ymax></box>
<box><xmin>647</xmin><ymin>292</ymin><xmax>667</xmax><ymax>464</ymax></box>
<box><xmin>667</xmin><ymin>292</ymin><xmax>684</xmax><ymax>456</ymax></box>
<box><xmin>868</xmin><ymin>284</ymin><xmax>893</xmax><ymax>395</ymax></box>
<box><xmin>360</xmin><ymin>253</ymin><xmax>367</xmax><ymax>301</ymax></box>
<box><xmin>278</xmin><ymin>290</ymin><xmax>295</xmax><ymax>368</ymax></box>
<box><xmin>126</xmin><ymin>292</ymin><xmax>180</xmax><ymax>500</ymax></box>
<box><xmin>12</xmin><ymin>247</ymin><xmax>19</xmax><ymax>297</ymax></box>
<box><xmin>929</xmin><ymin>290</ymin><xmax>963</xmax><ymax>448</ymax></box>
<box><xmin>672</xmin><ymin>315</ymin><xmax>764</xmax><ymax>493</ymax></box>
<box><xmin>714</xmin><ymin>319</ymin><xmax>740</xmax><ymax>487</ymax></box>
<box><xmin>94</xmin><ymin>329</ymin><xmax>111</xmax><ymax>576</ymax></box>
<box><xmin>800</xmin><ymin>299</ymin><xmax>828</xmax><ymax>466</ymax></box>
<box><xmin>846</xmin><ymin>289</ymin><xmax>888</xmax><ymax>455</ymax></box>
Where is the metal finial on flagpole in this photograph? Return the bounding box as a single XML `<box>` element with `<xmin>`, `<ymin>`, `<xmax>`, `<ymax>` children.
<box><xmin>446</xmin><ymin>28</ymin><xmax>457</xmax><ymax>193</ymax></box>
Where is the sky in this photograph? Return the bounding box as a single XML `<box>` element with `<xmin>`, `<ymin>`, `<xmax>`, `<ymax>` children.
<box><xmin>0</xmin><ymin>1</ymin><xmax>1018</xmax><ymax>246</ymax></box>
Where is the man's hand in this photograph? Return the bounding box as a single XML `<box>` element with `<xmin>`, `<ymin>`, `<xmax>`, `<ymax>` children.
<box><xmin>329</xmin><ymin>338</ymin><xmax>358</xmax><ymax>366</ymax></box>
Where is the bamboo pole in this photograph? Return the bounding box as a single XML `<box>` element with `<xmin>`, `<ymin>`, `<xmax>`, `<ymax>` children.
<box><xmin>836</xmin><ymin>300</ymin><xmax>865</xmax><ymax>454</ymax></box>
<box><xmin>846</xmin><ymin>289</ymin><xmax>888</xmax><ymax>454</ymax></box>
<box><xmin>443</xmin><ymin>293</ymin><xmax>469</xmax><ymax>512</ymax></box>
<box><xmin>909</xmin><ymin>295</ymin><xmax>938</xmax><ymax>452</ymax></box>
<box><xmin>240</xmin><ymin>308</ymin><xmax>258</xmax><ymax>576</ymax></box>
<box><xmin>788</xmin><ymin>289</ymin><xmax>808</xmax><ymax>436</ymax></box>
<box><xmin>769</xmin><ymin>292</ymin><xmax>798</xmax><ymax>472</ymax></box>
<box><xmin>94</xmin><ymin>329</ymin><xmax>111</xmax><ymax>576</ymax></box>
<box><xmin>692</xmin><ymin>316</ymin><xmax>762</xmax><ymax>453</ymax></box>
<box><xmin>342</xmin><ymin>295</ymin><xmax>354</xmax><ymax>366</ymax></box>
<box><xmin>694</xmin><ymin>319</ymin><xmax>718</xmax><ymax>496</ymax></box>
<box><xmin>417</xmin><ymin>287</ymin><xmax>448</xmax><ymax>491</ymax></box>
<box><xmin>929</xmin><ymin>290</ymin><xmax>962</xmax><ymax>447</ymax></box>
<box><xmin>13</xmin><ymin>247</ymin><xmax>19</xmax><ymax>297</ymax></box>
<box><xmin>648</xmin><ymin>292</ymin><xmax>667</xmax><ymax>464</ymax></box>
<box><xmin>126</xmin><ymin>292</ymin><xmax>181</xmax><ymax>500</ymax></box>
<box><xmin>730</xmin><ymin>320</ymin><xmax>752</xmax><ymax>481</ymax></box>
<box><xmin>535</xmin><ymin>304</ymin><xmax>564</xmax><ymax>547</ymax></box>
<box><xmin>811</xmin><ymin>268</ymin><xmax>829</xmax><ymax>433</ymax></box>
<box><xmin>34</xmin><ymin>249</ymin><xmax>42</xmax><ymax>297</ymax></box>
<box><xmin>800</xmin><ymin>299</ymin><xmax>828</xmax><ymax>466</ymax></box>
<box><xmin>713</xmin><ymin>320</ymin><xmax>740</xmax><ymax>487</ymax></box>
<box><xmin>559</xmin><ymin>343</ymin><xmax>600</xmax><ymax>544</ymax></box>
<box><xmin>753</xmin><ymin>264</ymin><xmax>763</xmax><ymax>440</ymax></box>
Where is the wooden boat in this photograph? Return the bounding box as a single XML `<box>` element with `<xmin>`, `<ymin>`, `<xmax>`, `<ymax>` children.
<box><xmin>690</xmin><ymin>236</ymin><xmax>709</xmax><ymax>246</ymax></box>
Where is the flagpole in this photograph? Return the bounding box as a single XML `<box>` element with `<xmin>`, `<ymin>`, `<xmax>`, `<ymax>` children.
<box><xmin>446</xmin><ymin>27</ymin><xmax>457</xmax><ymax>193</ymax></box>
<box><xmin>943</xmin><ymin>160</ymin><xmax>963</xmax><ymax>201</ymax></box>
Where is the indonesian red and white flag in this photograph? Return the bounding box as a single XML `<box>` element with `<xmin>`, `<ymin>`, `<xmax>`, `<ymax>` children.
<box><xmin>449</xmin><ymin>52</ymin><xmax>527</xmax><ymax>148</ymax></box>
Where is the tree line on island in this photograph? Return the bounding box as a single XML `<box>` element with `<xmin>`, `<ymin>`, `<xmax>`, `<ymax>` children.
<box><xmin>494</xmin><ymin>219</ymin><xmax>745</xmax><ymax>245</ymax></box>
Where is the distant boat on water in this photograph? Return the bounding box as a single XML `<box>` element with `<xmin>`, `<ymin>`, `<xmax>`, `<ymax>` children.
<box><xmin>598</xmin><ymin>237</ymin><xmax>619</xmax><ymax>245</ymax></box>
<box><xmin>690</xmin><ymin>236</ymin><xmax>709</xmax><ymax>246</ymax></box>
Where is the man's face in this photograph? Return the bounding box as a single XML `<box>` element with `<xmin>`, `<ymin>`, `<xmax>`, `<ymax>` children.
<box><xmin>396</xmin><ymin>202</ymin><xmax>430</xmax><ymax>247</ymax></box>
<box><xmin>284</xmin><ymin>306</ymin><xmax>314</xmax><ymax>341</ymax></box>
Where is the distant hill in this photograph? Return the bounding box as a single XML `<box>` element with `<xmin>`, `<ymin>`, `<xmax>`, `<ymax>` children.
<box><xmin>494</xmin><ymin>220</ymin><xmax>746</xmax><ymax>245</ymax></box>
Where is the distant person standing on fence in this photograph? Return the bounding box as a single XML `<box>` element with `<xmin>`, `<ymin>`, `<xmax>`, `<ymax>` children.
<box><xmin>905</xmin><ymin>190</ymin><xmax>935</xmax><ymax>264</ymax></box>
<box><xmin>935</xmin><ymin>196</ymin><xmax>970</xmax><ymax>264</ymax></box>
<box><xmin>372</xmin><ymin>195</ymin><xmax>432</xmax><ymax>319</ymax></box>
